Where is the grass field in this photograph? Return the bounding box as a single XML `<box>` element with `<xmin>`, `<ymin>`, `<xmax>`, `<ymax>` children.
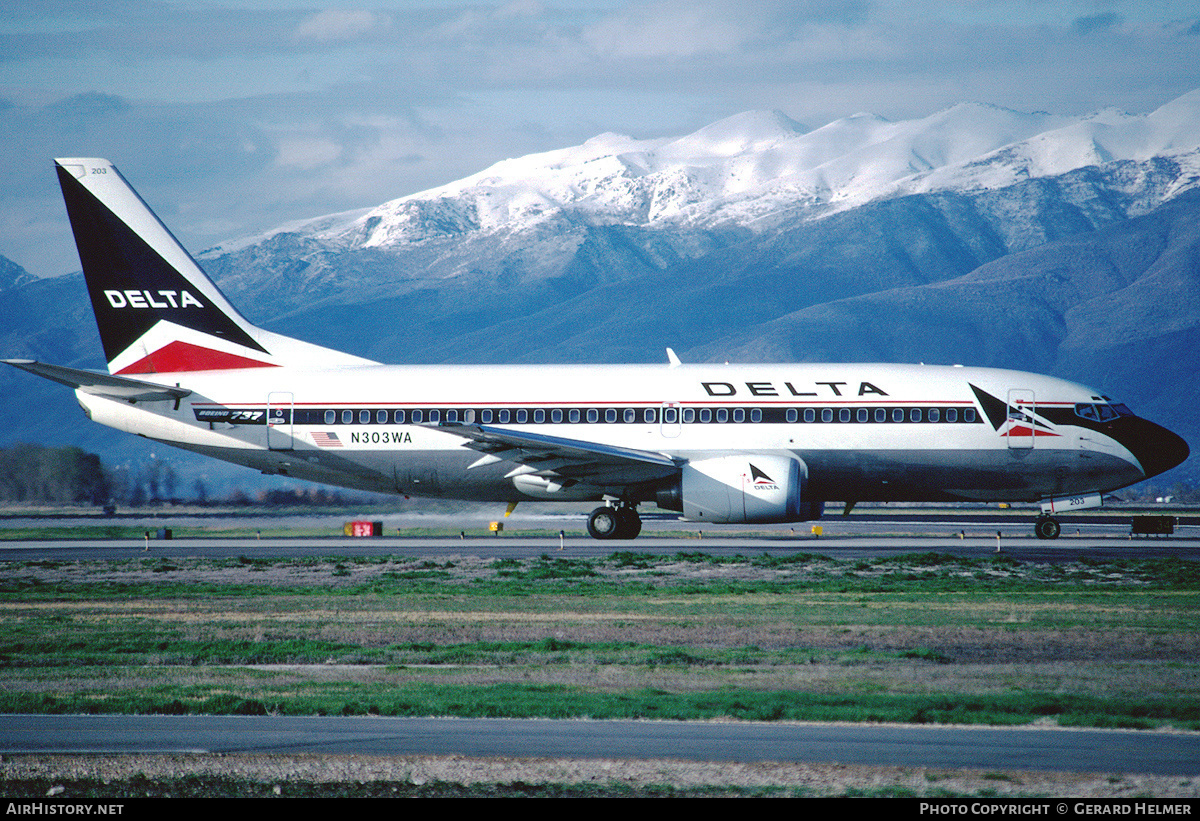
<box><xmin>2</xmin><ymin>550</ymin><xmax>1198</xmax><ymax>730</ymax></box>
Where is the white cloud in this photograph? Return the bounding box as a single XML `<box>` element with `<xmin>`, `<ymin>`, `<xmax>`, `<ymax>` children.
<box><xmin>294</xmin><ymin>9</ymin><xmax>389</xmax><ymax>43</ymax></box>
<box><xmin>273</xmin><ymin>135</ymin><xmax>344</xmax><ymax>170</ymax></box>
<box><xmin>584</xmin><ymin>3</ymin><xmax>758</xmax><ymax>58</ymax></box>
<box><xmin>580</xmin><ymin>0</ymin><xmax>868</xmax><ymax>59</ymax></box>
<box><xmin>496</xmin><ymin>0</ymin><xmax>547</xmax><ymax>19</ymax></box>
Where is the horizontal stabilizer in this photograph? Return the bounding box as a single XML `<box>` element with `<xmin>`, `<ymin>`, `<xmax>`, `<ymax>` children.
<box><xmin>3</xmin><ymin>359</ymin><xmax>191</xmax><ymax>402</ymax></box>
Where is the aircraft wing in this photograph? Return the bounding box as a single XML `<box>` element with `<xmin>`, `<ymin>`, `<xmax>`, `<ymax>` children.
<box><xmin>3</xmin><ymin>359</ymin><xmax>192</xmax><ymax>403</ymax></box>
<box><xmin>435</xmin><ymin>423</ymin><xmax>681</xmax><ymax>485</ymax></box>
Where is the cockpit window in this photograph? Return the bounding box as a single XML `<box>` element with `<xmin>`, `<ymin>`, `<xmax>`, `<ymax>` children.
<box><xmin>1076</xmin><ymin>403</ymin><xmax>1132</xmax><ymax>422</ymax></box>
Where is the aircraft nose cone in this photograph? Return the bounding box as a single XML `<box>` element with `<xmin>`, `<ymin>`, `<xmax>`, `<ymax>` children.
<box><xmin>1116</xmin><ymin>418</ymin><xmax>1190</xmax><ymax>480</ymax></box>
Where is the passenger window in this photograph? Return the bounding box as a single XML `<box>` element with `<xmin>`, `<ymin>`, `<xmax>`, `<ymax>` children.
<box><xmin>587</xmin><ymin>409</ymin><xmax>598</xmax><ymax>423</ymax></box>
<box><xmin>551</xmin><ymin>409</ymin><xmax>562</xmax><ymax>423</ymax></box>
<box><xmin>445</xmin><ymin>409</ymin><xmax>458</xmax><ymax>423</ymax></box>
<box><xmin>480</xmin><ymin>410</ymin><xmax>492</xmax><ymax>424</ymax></box>
<box><xmin>624</xmin><ymin>409</ymin><xmax>635</xmax><ymax>423</ymax></box>
<box><xmin>946</xmin><ymin>408</ymin><xmax>958</xmax><ymax>422</ymax></box>
<box><xmin>964</xmin><ymin>409</ymin><xmax>975</xmax><ymax>423</ymax></box>
<box><xmin>411</xmin><ymin>409</ymin><xmax>423</xmax><ymax>423</ymax></box>
<box><xmin>733</xmin><ymin>409</ymin><xmax>744</xmax><ymax>423</ymax></box>
<box><xmin>605</xmin><ymin>409</ymin><xmax>616</xmax><ymax>423</ymax></box>
<box><xmin>857</xmin><ymin>408</ymin><xmax>869</xmax><ymax>423</ymax></box>
<box><xmin>569</xmin><ymin>409</ymin><xmax>580</xmax><ymax>423</ymax></box>
<box><xmin>700</xmin><ymin>408</ymin><xmax>712</xmax><ymax>423</ymax></box>
<box><xmin>644</xmin><ymin>409</ymin><xmax>656</xmax><ymax>423</ymax></box>
<box><xmin>682</xmin><ymin>408</ymin><xmax>694</xmax><ymax>423</ymax></box>
<box><xmin>428</xmin><ymin>409</ymin><xmax>440</xmax><ymax>423</ymax></box>
<box><xmin>516</xmin><ymin>409</ymin><xmax>527</xmax><ymax>423</ymax></box>
<box><xmin>822</xmin><ymin>409</ymin><xmax>833</xmax><ymax>423</ymax></box>
<box><xmin>839</xmin><ymin>409</ymin><xmax>850</xmax><ymax>423</ymax></box>
<box><xmin>787</xmin><ymin>409</ymin><xmax>798</xmax><ymax>423</ymax></box>
<box><xmin>716</xmin><ymin>409</ymin><xmax>728</xmax><ymax>423</ymax></box>
<box><xmin>498</xmin><ymin>409</ymin><xmax>510</xmax><ymax>423</ymax></box>
<box><xmin>464</xmin><ymin>410</ymin><xmax>475</xmax><ymax>424</ymax></box>
<box><xmin>325</xmin><ymin>410</ymin><xmax>336</xmax><ymax>425</ymax></box>
<box><xmin>893</xmin><ymin>408</ymin><xmax>904</xmax><ymax>423</ymax></box>
<box><xmin>804</xmin><ymin>409</ymin><xmax>815</xmax><ymax>423</ymax></box>
<box><xmin>342</xmin><ymin>410</ymin><xmax>353</xmax><ymax>424</ymax></box>
<box><xmin>929</xmin><ymin>408</ymin><xmax>940</xmax><ymax>422</ymax></box>
<box><xmin>910</xmin><ymin>408</ymin><xmax>922</xmax><ymax>422</ymax></box>
<box><xmin>394</xmin><ymin>409</ymin><xmax>406</xmax><ymax>424</ymax></box>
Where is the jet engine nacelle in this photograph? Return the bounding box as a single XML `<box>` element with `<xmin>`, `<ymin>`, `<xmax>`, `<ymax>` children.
<box><xmin>658</xmin><ymin>454</ymin><xmax>820</xmax><ymax>524</ymax></box>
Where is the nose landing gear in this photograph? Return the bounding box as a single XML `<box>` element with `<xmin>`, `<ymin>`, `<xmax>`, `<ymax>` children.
<box><xmin>587</xmin><ymin>504</ymin><xmax>642</xmax><ymax>539</ymax></box>
<box><xmin>1034</xmin><ymin>515</ymin><xmax>1061</xmax><ymax>540</ymax></box>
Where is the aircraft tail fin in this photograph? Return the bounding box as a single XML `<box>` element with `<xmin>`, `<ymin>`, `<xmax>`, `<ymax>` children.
<box><xmin>54</xmin><ymin>158</ymin><xmax>373</xmax><ymax>375</ymax></box>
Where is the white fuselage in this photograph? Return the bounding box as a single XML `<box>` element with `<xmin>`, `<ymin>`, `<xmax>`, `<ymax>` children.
<box><xmin>75</xmin><ymin>361</ymin><xmax>1148</xmax><ymax>511</ymax></box>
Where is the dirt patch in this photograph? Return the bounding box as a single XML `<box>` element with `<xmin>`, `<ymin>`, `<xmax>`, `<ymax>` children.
<box><xmin>2</xmin><ymin>552</ymin><xmax>1172</xmax><ymax>590</ymax></box>
<box><xmin>3</xmin><ymin>751</ymin><xmax>1198</xmax><ymax>798</ymax></box>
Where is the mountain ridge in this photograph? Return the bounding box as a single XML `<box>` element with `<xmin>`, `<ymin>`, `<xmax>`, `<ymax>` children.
<box><xmin>198</xmin><ymin>90</ymin><xmax>1200</xmax><ymax>263</ymax></box>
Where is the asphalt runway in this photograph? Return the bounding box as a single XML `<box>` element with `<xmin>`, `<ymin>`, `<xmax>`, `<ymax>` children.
<box><xmin>5</xmin><ymin>506</ymin><xmax>1196</xmax><ymax>566</ymax></box>
<box><xmin>3</xmin><ymin>536</ymin><xmax>1200</xmax><ymax>564</ymax></box>
<box><xmin>3</xmin><ymin>715</ymin><xmax>1199</xmax><ymax>776</ymax></box>
<box><xmin>1</xmin><ymin>507</ymin><xmax>1198</xmax><ymax>561</ymax></box>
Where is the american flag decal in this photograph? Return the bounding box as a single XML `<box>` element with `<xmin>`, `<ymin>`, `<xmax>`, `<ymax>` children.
<box><xmin>312</xmin><ymin>431</ymin><xmax>342</xmax><ymax>448</ymax></box>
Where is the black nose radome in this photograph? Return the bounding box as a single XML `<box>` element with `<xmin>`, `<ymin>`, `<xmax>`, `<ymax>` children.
<box><xmin>1112</xmin><ymin>417</ymin><xmax>1190</xmax><ymax>480</ymax></box>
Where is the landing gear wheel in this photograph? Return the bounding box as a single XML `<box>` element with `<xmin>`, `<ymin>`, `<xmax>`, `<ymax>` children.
<box><xmin>1035</xmin><ymin>516</ymin><xmax>1061</xmax><ymax>540</ymax></box>
<box><xmin>616</xmin><ymin>507</ymin><xmax>642</xmax><ymax>540</ymax></box>
<box><xmin>587</xmin><ymin>506</ymin><xmax>643</xmax><ymax>539</ymax></box>
<box><xmin>587</xmin><ymin>507</ymin><xmax>621</xmax><ymax>539</ymax></box>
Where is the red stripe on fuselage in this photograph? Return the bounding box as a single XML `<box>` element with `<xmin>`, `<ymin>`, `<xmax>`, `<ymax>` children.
<box><xmin>1003</xmin><ymin>425</ymin><xmax>1060</xmax><ymax>438</ymax></box>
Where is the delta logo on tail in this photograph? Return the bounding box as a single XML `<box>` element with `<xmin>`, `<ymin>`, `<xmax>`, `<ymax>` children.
<box><xmin>103</xmin><ymin>289</ymin><xmax>204</xmax><ymax>309</ymax></box>
<box><xmin>55</xmin><ymin>161</ymin><xmax>275</xmax><ymax>374</ymax></box>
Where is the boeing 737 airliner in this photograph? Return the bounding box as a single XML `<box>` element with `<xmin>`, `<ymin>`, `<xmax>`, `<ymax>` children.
<box><xmin>5</xmin><ymin>159</ymin><xmax>1190</xmax><ymax>539</ymax></box>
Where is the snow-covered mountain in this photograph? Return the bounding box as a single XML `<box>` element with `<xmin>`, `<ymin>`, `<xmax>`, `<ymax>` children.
<box><xmin>205</xmin><ymin>90</ymin><xmax>1200</xmax><ymax>259</ymax></box>
<box><xmin>0</xmin><ymin>255</ymin><xmax>35</xmax><ymax>292</ymax></box>
<box><xmin>191</xmin><ymin>89</ymin><xmax>1200</xmax><ymax>333</ymax></box>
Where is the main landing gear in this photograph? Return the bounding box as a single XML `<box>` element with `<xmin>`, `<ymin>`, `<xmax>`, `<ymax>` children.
<box><xmin>1034</xmin><ymin>515</ymin><xmax>1061</xmax><ymax>540</ymax></box>
<box><xmin>587</xmin><ymin>504</ymin><xmax>642</xmax><ymax>540</ymax></box>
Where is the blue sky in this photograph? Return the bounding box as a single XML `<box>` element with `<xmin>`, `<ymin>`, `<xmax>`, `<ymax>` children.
<box><xmin>2</xmin><ymin>0</ymin><xmax>1199</xmax><ymax>277</ymax></box>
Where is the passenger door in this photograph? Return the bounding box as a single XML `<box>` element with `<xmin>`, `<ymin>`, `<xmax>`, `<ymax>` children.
<box><xmin>267</xmin><ymin>392</ymin><xmax>293</xmax><ymax>451</ymax></box>
<box><xmin>1006</xmin><ymin>389</ymin><xmax>1035</xmax><ymax>449</ymax></box>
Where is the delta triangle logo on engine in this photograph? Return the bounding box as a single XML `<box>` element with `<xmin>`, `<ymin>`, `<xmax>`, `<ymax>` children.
<box><xmin>749</xmin><ymin>463</ymin><xmax>779</xmax><ymax>491</ymax></box>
